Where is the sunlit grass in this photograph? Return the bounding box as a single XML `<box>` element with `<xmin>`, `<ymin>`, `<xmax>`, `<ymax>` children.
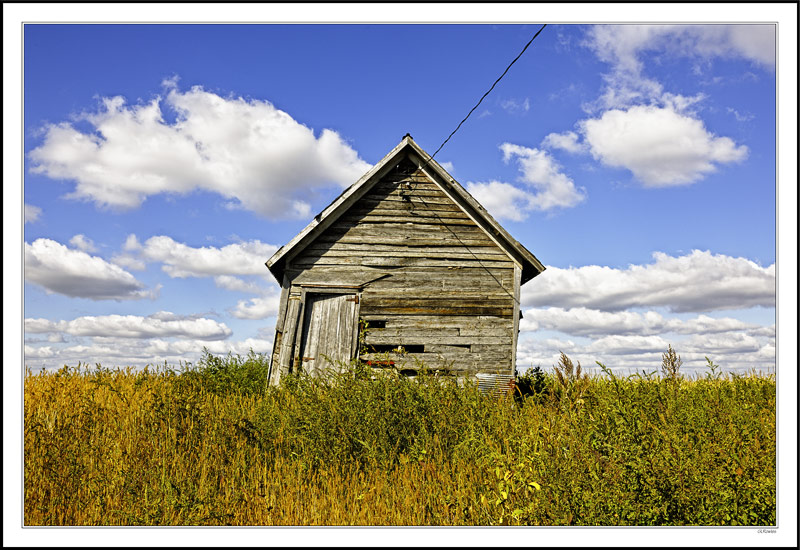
<box><xmin>24</xmin><ymin>352</ymin><xmax>776</xmax><ymax>526</ymax></box>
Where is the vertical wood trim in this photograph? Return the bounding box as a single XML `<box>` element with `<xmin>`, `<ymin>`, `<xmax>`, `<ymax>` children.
<box><xmin>269</xmin><ymin>275</ymin><xmax>292</xmax><ymax>385</ymax></box>
<box><xmin>291</xmin><ymin>288</ymin><xmax>309</xmax><ymax>373</ymax></box>
<box><xmin>277</xmin><ymin>294</ymin><xmax>302</xmax><ymax>381</ymax></box>
<box><xmin>511</xmin><ymin>264</ymin><xmax>522</xmax><ymax>375</ymax></box>
<box><xmin>275</xmin><ymin>274</ymin><xmax>291</xmax><ymax>328</ymax></box>
<box><xmin>352</xmin><ymin>292</ymin><xmax>362</xmax><ymax>362</ymax></box>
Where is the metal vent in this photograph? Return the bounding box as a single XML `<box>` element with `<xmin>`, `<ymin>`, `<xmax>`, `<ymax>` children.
<box><xmin>475</xmin><ymin>373</ymin><xmax>515</xmax><ymax>397</ymax></box>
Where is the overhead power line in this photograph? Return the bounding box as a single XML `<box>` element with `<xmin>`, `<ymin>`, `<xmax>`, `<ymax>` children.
<box><xmin>405</xmin><ymin>24</ymin><xmax>549</xmax><ymax>306</ymax></box>
<box><xmin>426</xmin><ymin>23</ymin><xmax>547</xmax><ymax>167</ymax></box>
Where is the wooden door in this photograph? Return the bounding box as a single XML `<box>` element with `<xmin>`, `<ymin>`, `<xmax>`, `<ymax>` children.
<box><xmin>298</xmin><ymin>293</ymin><xmax>360</xmax><ymax>376</ymax></box>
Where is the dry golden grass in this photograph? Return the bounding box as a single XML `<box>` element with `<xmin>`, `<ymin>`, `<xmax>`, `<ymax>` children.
<box><xmin>24</xmin><ymin>355</ymin><xmax>776</xmax><ymax>526</ymax></box>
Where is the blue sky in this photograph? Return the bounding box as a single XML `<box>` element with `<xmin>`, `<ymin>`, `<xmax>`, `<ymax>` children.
<box><xmin>19</xmin><ymin>21</ymin><xmax>784</xmax><ymax>376</ymax></box>
<box><xmin>5</xmin><ymin>4</ymin><xmax>798</xmax><ymax>546</ymax></box>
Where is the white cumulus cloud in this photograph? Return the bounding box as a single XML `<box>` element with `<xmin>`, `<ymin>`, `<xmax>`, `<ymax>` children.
<box><xmin>467</xmin><ymin>144</ymin><xmax>586</xmax><ymax>221</ymax></box>
<box><xmin>24</xmin><ymin>345</ymin><xmax>56</xmax><ymax>359</ymax></box>
<box><xmin>125</xmin><ymin>235</ymin><xmax>278</xmax><ymax>278</ymax></box>
<box><xmin>214</xmin><ymin>275</ymin><xmax>267</xmax><ymax>295</ymax></box>
<box><xmin>69</xmin><ymin>234</ymin><xmax>98</xmax><ymax>253</ymax></box>
<box><xmin>538</xmin><ymin>25</ymin><xmax>758</xmax><ymax>190</ymax></box>
<box><xmin>521</xmin><ymin>250</ymin><xmax>775</xmax><ymax>313</ymax></box>
<box><xmin>516</xmin><ymin>330</ymin><xmax>774</xmax><ymax>376</ymax></box>
<box><xmin>466</xmin><ymin>181</ymin><xmax>537</xmax><ymax>223</ymax></box>
<box><xmin>588</xmin><ymin>334</ymin><xmax>671</xmax><ymax>356</ymax></box>
<box><xmin>500</xmin><ymin>143</ymin><xmax>587</xmax><ymax>210</ymax></box>
<box><xmin>541</xmin><ymin>131</ymin><xmax>586</xmax><ymax>154</ymax></box>
<box><xmin>682</xmin><ymin>332</ymin><xmax>762</xmax><ymax>354</ymax></box>
<box><xmin>27</xmin><ymin>84</ymin><xmax>371</xmax><ymax>219</ymax></box>
<box><xmin>231</xmin><ymin>294</ymin><xmax>281</xmax><ymax>320</ymax></box>
<box><xmin>585</xmin><ymin>24</ymin><xmax>775</xmax><ymax>76</ymax></box>
<box><xmin>25</xmin><ymin>311</ymin><xmax>231</xmax><ymax>340</ymax></box>
<box><xmin>24</xmin><ymin>238</ymin><xmax>157</xmax><ymax>300</ymax></box>
<box><xmin>24</xmin><ymin>336</ymin><xmax>273</xmax><ymax>372</ymax></box>
<box><xmin>520</xmin><ymin>307</ymin><xmax>763</xmax><ymax>338</ymax></box>
<box><xmin>580</xmin><ymin>105</ymin><xmax>748</xmax><ymax>186</ymax></box>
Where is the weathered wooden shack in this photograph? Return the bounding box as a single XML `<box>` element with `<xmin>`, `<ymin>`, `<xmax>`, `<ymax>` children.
<box><xmin>266</xmin><ymin>135</ymin><xmax>545</xmax><ymax>384</ymax></box>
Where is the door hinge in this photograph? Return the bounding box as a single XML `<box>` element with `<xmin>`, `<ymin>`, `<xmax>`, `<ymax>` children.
<box><xmin>302</xmin><ymin>357</ymin><xmax>315</xmax><ymax>361</ymax></box>
<box><xmin>346</xmin><ymin>296</ymin><xmax>359</xmax><ymax>303</ymax></box>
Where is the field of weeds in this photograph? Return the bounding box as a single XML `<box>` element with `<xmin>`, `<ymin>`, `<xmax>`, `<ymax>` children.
<box><xmin>24</xmin><ymin>351</ymin><xmax>776</xmax><ymax>526</ymax></box>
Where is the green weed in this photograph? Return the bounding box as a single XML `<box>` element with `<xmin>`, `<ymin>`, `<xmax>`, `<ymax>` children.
<box><xmin>24</xmin><ymin>351</ymin><xmax>776</xmax><ymax>526</ymax></box>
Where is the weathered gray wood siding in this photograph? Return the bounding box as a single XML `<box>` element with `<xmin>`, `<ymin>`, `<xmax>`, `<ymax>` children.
<box><xmin>272</xmin><ymin>157</ymin><xmax>519</xmax><ymax>378</ymax></box>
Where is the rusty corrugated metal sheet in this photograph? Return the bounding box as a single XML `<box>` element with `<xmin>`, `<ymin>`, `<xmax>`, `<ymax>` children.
<box><xmin>475</xmin><ymin>373</ymin><xmax>515</xmax><ymax>397</ymax></box>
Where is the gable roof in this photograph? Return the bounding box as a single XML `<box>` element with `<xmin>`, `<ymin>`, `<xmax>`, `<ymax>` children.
<box><xmin>266</xmin><ymin>135</ymin><xmax>546</xmax><ymax>284</ymax></box>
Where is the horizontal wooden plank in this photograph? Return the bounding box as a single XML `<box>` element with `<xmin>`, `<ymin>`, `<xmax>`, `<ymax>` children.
<box><xmin>360</xmin><ymin>324</ymin><xmax>514</xmax><ymax>339</ymax></box>
<box><xmin>322</xmin><ymin>228</ymin><xmax>493</xmax><ymax>244</ymax></box>
<box><xmin>360</xmin><ymin>194</ymin><xmax>458</xmax><ymax>206</ymax></box>
<box><xmin>358</xmin><ymin>351</ymin><xmax>513</xmax><ymax>371</ymax></box>
<box><xmin>373</xmin><ymin>181</ymin><xmax>440</xmax><ymax>192</ymax></box>
<box><xmin>424</xmin><ymin>344</ymin><xmax>472</xmax><ymax>354</ymax></box>
<box><xmin>285</xmin><ymin>268</ymin><xmax>517</xmax><ymax>297</ymax></box>
<box><xmin>313</xmin><ymin>234</ymin><xmax>498</xmax><ymax>247</ymax></box>
<box><xmin>359</xmin><ymin>314</ymin><xmax>513</xmax><ymax>329</ymax></box>
<box><xmin>356</xmin><ymin>197</ymin><xmax>464</xmax><ymax>212</ymax></box>
<box><xmin>365</xmin><ymin>189</ymin><xmax>449</xmax><ymax>201</ymax></box>
<box><xmin>365</xmin><ymin>195</ymin><xmax>457</xmax><ymax>208</ymax></box>
<box><xmin>359</xmin><ymin>305</ymin><xmax>513</xmax><ymax>317</ymax></box>
<box><xmin>286</xmin><ymin>265</ymin><xmax>514</xmax><ymax>279</ymax></box>
<box><xmin>364</xmin><ymin>291</ymin><xmax>513</xmax><ymax>303</ymax></box>
<box><xmin>361</xmin><ymin>313</ymin><xmax>512</xmax><ymax>322</ymax></box>
<box><xmin>471</xmin><ymin>344</ymin><xmax>515</xmax><ymax>353</ymax></box>
<box><xmin>364</xmin><ymin>334</ymin><xmax>511</xmax><ymax>346</ymax></box>
<box><xmin>381</xmin><ymin>168</ymin><xmax>430</xmax><ymax>177</ymax></box>
<box><xmin>381</xmin><ymin>169</ymin><xmax>430</xmax><ymax>178</ymax></box>
<box><xmin>347</xmin><ymin>207</ymin><xmax>471</xmax><ymax>220</ymax></box>
<box><xmin>365</xmin><ymin>265</ymin><xmax>514</xmax><ymax>278</ymax></box>
<box><xmin>338</xmin><ymin>214</ymin><xmax>481</xmax><ymax>225</ymax></box>
<box><xmin>352</xmin><ymin>196</ymin><xmax>462</xmax><ymax>210</ymax></box>
<box><xmin>298</xmin><ymin>252</ymin><xmax>509</xmax><ymax>263</ymax></box>
<box><xmin>297</xmin><ymin>247</ymin><xmax>509</xmax><ymax>262</ymax></box>
<box><xmin>326</xmin><ymin>221</ymin><xmax>492</xmax><ymax>238</ymax></box>
<box><xmin>304</xmin><ymin>243</ymin><xmax>505</xmax><ymax>255</ymax></box>
<box><xmin>286</xmin><ymin>271</ymin><xmax>378</xmax><ymax>286</ymax></box>
<box><xmin>291</xmin><ymin>255</ymin><xmax>514</xmax><ymax>269</ymax></box>
<box><xmin>321</xmin><ymin>231</ymin><xmax>497</xmax><ymax>250</ymax></box>
<box><xmin>457</xmin><ymin>327</ymin><xmax>512</xmax><ymax>337</ymax></box>
<box><xmin>289</xmin><ymin>275</ymin><xmax>514</xmax><ymax>292</ymax></box>
<box><xmin>362</xmin><ymin>296</ymin><xmax>510</xmax><ymax>308</ymax></box>
<box><xmin>366</xmin><ymin>279</ymin><xmax>516</xmax><ymax>293</ymax></box>
<box><xmin>290</xmin><ymin>251</ymin><xmax>514</xmax><ymax>266</ymax></box>
<box><xmin>362</xmin><ymin>328</ymin><xmax>461</xmax><ymax>338</ymax></box>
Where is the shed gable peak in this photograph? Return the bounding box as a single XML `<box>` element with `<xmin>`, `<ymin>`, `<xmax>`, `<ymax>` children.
<box><xmin>266</xmin><ymin>136</ymin><xmax>544</xmax><ymax>283</ymax></box>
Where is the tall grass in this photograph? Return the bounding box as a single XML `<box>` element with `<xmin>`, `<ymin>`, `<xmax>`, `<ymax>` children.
<box><xmin>24</xmin><ymin>351</ymin><xmax>776</xmax><ymax>526</ymax></box>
